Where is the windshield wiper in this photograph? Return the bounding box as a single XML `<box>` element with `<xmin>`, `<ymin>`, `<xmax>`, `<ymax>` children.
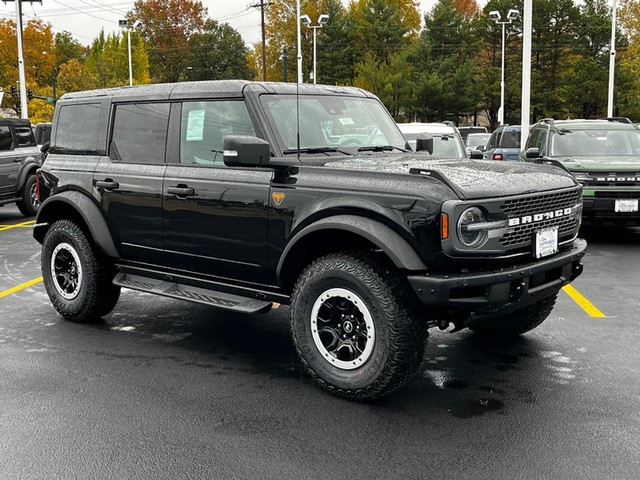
<box><xmin>357</xmin><ymin>145</ymin><xmax>408</xmax><ymax>153</ymax></box>
<box><xmin>282</xmin><ymin>147</ymin><xmax>353</xmax><ymax>155</ymax></box>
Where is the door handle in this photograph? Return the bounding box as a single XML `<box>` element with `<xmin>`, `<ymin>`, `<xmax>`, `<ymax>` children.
<box><xmin>167</xmin><ymin>186</ymin><xmax>195</xmax><ymax>198</ymax></box>
<box><xmin>95</xmin><ymin>179</ymin><xmax>119</xmax><ymax>190</ymax></box>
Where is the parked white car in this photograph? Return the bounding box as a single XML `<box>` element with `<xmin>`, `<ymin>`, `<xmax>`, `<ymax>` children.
<box><xmin>397</xmin><ymin>122</ymin><xmax>476</xmax><ymax>158</ymax></box>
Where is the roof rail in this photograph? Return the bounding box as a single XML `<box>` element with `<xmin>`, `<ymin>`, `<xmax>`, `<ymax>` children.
<box><xmin>538</xmin><ymin>118</ymin><xmax>554</xmax><ymax>125</ymax></box>
<box><xmin>598</xmin><ymin>117</ymin><xmax>633</xmax><ymax>124</ymax></box>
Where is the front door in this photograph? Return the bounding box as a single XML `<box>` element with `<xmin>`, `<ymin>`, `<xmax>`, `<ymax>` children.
<box><xmin>162</xmin><ymin>99</ymin><xmax>271</xmax><ymax>284</ymax></box>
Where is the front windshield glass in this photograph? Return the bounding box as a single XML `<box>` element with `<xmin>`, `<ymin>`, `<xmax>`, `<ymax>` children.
<box><xmin>550</xmin><ymin>127</ymin><xmax>640</xmax><ymax>157</ymax></box>
<box><xmin>466</xmin><ymin>134</ymin><xmax>490</xmax><ymax>147</ymax></box>
<box><xmin>260</xmin><ymin>94</ymin><xmax>407</xmax><ymax>152</ymax></box>
<box><xmin>402</xmin><ymin>133</ymin><xmax>465</xmax><ymax>158</ymax></box>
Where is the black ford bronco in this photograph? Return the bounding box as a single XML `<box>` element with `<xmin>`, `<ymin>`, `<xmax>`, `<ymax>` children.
<box><xmin>34</xmin><ymin>81</ymin><xmax>586</xmax><ymax>400</ymax></box>
<box><xmin>0</xmin><ymin>118</ymin><xmax>43</xmax><ymax>216</ymax></box>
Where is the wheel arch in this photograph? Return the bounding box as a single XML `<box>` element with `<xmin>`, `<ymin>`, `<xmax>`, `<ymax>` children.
<box><xmin>16</xmin><ymin>161</ymin><xmax>40</xmax><ymax>191</ymax></box>
<box><xmin>33</xmin><ymin>190</ymin><xmax>119</xmax><ymax>259</ymax></box>
<box><xmin>276</xmin><ymin>215</ymin><xmax>427</xmax><ymax>290</ymax></box>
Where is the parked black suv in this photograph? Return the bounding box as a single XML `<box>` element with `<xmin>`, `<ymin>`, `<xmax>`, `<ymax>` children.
<box><xmin>34</xmin><ymin>81</ymin><xmax>586</xmax><ymax>400</ymax></box>
<box><xmin>523</xmin><ymin>118</ymin><xmax>640</xmax><ymax>225</ymax></box>
<box><xmin>0</xmin><ymin>118</ymin><xmax>43</xmax><ymax>216</ymax></box>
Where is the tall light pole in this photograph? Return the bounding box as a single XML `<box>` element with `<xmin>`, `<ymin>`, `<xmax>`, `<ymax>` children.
<box><xmin>119</xmin><ymin>19</ymin><xmax>142</xmax><ymax>86</ymax></box>
<box><xmin>6</xmin><ymin>0</ymin><xmax>42</xmax><ymax>118</ymax></box>
<box><xmin>607</xmin><ymin>0</ymin><xmax>618</xmax><ymax>117</ymax></box>
<box><xmin>296</xmin><ymin>0</ymin><xmax>302</xmax><ymax>83</ymax></box>
<box><xmin>300</xmin><ymin>14</ymin><xmax>329</xmax><ymax>84</ymax></box>
<box><xmin>489</xmin><ymin>9</ymin><xmax>520</xmax><ymax>126</ymax></box>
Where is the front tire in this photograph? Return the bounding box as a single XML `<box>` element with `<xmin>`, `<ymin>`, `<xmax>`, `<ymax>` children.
<box><xmin>470</xmin><ymin>294</ymin><xmax>558</xmax><ymax>338</ymax></box>
<box><xmin>290</xmin><ymin>252</ymin><xmax>427</xmax><ymax>401</ymax></box>
<box><xmin>16</xmin><ymin>174</ymin><xmax>40</xmax><ymax>216</ymax></box>
<box><xmin>42</xmin><ymin>220</ymin><xmax>120</xmax><ymax>322</ymax></box>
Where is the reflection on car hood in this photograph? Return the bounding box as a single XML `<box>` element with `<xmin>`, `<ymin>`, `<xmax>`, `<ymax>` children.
<box><xmin>552</xmin><ymin>155</ymin><xmax>640</xmax><ymax>170</ymax></box>
<box><xmin>325</xmin><ymin>155</ymin><xmax>577</xmax><ymax>199</ymax></box>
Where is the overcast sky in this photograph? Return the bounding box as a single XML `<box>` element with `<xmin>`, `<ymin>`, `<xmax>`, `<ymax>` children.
<box><xmin>0</xmin><ymin>0</ymin><xmax>442</xmax><ymax>47</ymax></box>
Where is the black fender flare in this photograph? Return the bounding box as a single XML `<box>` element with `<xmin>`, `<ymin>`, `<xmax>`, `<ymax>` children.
<box><xmin>33</xmin><ymin>190</ymin><xmax>119</xmax><ymax>259</ymax></box>
<box><xmin>276</xmin><ymin>214</ymin><xmax>427</xmax><ymax>285</ymax></box>
<box><xmin>16</xmin><ymin>159</ymin><xmax>40</xmax><ymax>192</ymax></box>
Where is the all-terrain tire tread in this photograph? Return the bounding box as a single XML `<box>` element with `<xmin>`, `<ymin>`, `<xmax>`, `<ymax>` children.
<box><xmin>290</xmin><ymin>251</ymin><xmax>427</xmax><ymax>401</ymax></box>
<box><xmin>471</xmin><ymin>294</ymin><xmax>558</xmax><ymax>338</ymax></box>
<box><xmin>42</xmin><ymin>219</ymin><xmax>120</xmax><ymax>323</ymax></box>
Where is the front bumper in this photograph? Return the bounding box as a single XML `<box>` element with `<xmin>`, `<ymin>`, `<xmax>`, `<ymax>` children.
<box><xmin>582</xmin><ymin>196</ymin><xmax>640</xmax><ymax>225</ymax></box>
<box><xmin>407</xmin><ymin>239</ymin><xmax>587</xmax><ymax>311</ymax></box>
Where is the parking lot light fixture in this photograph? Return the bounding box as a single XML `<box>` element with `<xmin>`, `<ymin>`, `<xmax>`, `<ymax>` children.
<box><xmin>301</xmin><ymin>14</ymin><xmax>330</xmax><ymax>84</ymax></box>
<box><xmin>489</xmin><ymin>9</ymin><xmax>520</xmax><ymax>125</ymax></box>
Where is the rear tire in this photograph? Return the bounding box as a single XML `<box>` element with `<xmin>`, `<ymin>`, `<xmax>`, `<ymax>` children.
<box><xmin>42</xmin><ymin>219</ymin><xmax>120</xmax><ymax>323</ymax></box>
<box><xmin>290</xmin><ymin>251</ymin><xmax>427</xmax><ymax>401</ymax></box>
<box><xmin>470</xmin><ymin>294</ymin><xmax>558</xmax><ymax>338</ymax></box>
<box><xmin>16</xmin><ymin>174</ymin><xmax>40</xmax><ymax>216</ymax></box>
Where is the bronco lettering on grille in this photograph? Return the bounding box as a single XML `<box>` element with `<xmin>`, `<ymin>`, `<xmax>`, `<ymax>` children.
<box><xmin>508</xmin><ymin>208</ymin><xmax>573</xmax><ymax>226</ymax></box>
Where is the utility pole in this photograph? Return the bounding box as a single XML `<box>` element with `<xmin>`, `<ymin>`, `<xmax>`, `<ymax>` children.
<box><xmin>250</xmin><ymin>1</ymin><xmax>272</xmax><ymax>81</ymax></box>
<box><xmin>4</xmin><ymin>0</ymin><xmax>41</xmax><ymax>119</ymax></box>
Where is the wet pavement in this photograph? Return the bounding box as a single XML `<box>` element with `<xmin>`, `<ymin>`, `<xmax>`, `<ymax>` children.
<box><xmin>1</xmin><ymin>204</ymin><xmax>639</xmax><ymax>480</ymax></box>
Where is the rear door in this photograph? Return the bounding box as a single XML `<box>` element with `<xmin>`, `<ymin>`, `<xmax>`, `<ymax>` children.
<box><xmin>0</xmin><ymin>126</ymin><xmax>18</xmax><ymax>195</ymax></box>
<box><xmin>94</xmin><ymin>102</ymin><xmax>170</xmax><ymax>264</ymax></box>
<box><xmin>162</xmin><ymin>99</ymin><xmax>272</xmax><ymax>284</ymax></box>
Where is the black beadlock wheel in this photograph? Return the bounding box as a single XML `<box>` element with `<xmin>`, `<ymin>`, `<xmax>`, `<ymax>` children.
<box><xmin>290</xmin><ymin>251</ymin><xmax>428</xmax><ymax>401</ymax></box>
<box><xmin>16</xmin><ymin>174</ymin><xmax>40</xmax><ymax>217</ymax></box>
<box><xmin>470</xmin><ymin>293</ymin><xmax>558</xmax><ymax>338</ymax></box>
<box><xmin>41</xmin><ymin>219</ymin><xmax>120</xmax><ymax>323</ymax></box>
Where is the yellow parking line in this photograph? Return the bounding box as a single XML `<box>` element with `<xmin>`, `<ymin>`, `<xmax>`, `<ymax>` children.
<box><xmin>562</xmin><ymin>284</ymin><xmax>606</xmax><ymax>317</ymax></box>
<box><xmin>0</xmin><ymin>220</ymin><xmax>36</xmax><ymax>232</ymax></box>
<box><xmin>0</xmin><ymin>276</ymin><xmax>43</xmax><ymax>298</ymax></box>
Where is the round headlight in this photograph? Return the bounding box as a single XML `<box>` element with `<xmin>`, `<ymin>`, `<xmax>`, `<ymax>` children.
<box><xmin>457</xmin><ymin>206</ymin><xmax>488</xmax><ymax>248</ymax></box>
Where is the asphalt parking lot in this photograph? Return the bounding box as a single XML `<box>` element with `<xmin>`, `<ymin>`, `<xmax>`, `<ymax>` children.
<box><xmin>1</xmin><ymin>204</ymin><xmax>639</xmax><ymax>480</ymax></box>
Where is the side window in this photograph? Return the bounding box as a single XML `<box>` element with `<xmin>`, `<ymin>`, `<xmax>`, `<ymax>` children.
<box><xmin>536</xmin><ymin>129</ymin><xmax>547</xmax><ymax>153</ymax></box>
<box><xmin>55</xmin><ymin>103</ymin><xmax>102</xmax><ymax>153</ymax></box>
<box><xmin>0</xmin><ymin>126</ymin><xmax>12</xmax><ymax>151</ymax></box>
<box><xmin>180</xmin><ymin>100</ymin><xmax>255</xmax><ymax>166</ymax></box>
<box><xmin>111</xmin><ymin>103</ymin><xmax>170</xmax><ymax>164</ymax></box>
<box><xmin>13</xmin><ymin>126</ymin><xmax>36</xmax><ymax>147</ymax></box>
<box><xmin>487</xmin><ymin>130</ymin><xmax>499</xmax><ymax>149</ymax></box>
<box><xmin>526</xmin><ymin>128</ymin><xmax>541</xmax><ymax>150</ymax></box>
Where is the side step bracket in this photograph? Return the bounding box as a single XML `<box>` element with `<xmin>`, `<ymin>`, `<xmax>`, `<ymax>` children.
<box><xmin>113</xmin><ymin>272</ymin><xmax>273</xmax><ymax>314</ymax></box>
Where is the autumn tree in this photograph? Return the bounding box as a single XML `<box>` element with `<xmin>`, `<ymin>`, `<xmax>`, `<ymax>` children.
<box><xmin>185</xmin><ymin>19</ymin><xmax>254</xmax><ymax>81</ymax></box>
<box><xmin>128</xmin><ymin>0</ymin><xmax>207</xmax><ymax>82</ymax></box>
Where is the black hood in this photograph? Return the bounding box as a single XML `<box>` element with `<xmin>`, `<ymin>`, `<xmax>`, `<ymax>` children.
<box><xmin>325</xmin><ymin>155</ymin><xmax>578</xmax><ymax>199</ymax></box>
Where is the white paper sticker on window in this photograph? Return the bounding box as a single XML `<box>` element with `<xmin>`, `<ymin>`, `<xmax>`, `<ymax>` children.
<box><xmin>186</xmin><ymin>110</ymin><xmax>205</xmax><ymax>141</ymax></box>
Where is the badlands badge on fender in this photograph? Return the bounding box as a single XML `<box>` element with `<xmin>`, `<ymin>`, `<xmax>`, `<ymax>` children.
<box><xmin>272</xmin><ymin>192</ymin><xmax>285</xmax><ymax>206</ymax></box>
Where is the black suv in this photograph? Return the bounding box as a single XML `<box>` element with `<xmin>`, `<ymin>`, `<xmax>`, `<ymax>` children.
<box><xmin>523</xmin><ymin>118</ymin><xmax>640</xmax><ymax>225</ymax></box>
<box><xmin>0</xmin><ymin>118</ymin><xmax>43</xmax><ymax>216</ymax></box>
<box><xmin>34</xmin><ymin>81</ymin><xmax>586</xmax><ymax>400</ymax></box>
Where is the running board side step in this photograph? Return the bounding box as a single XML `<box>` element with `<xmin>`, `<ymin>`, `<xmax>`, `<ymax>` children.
<box><xmin>113</xmin><ymin>272</ymin><xmax>273</xmax><ymax>314</ymax></box>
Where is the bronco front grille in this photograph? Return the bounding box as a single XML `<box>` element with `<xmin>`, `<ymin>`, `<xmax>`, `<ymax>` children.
<box><xmin>498</xmin><ymin>189</ymin><xmax>581</xmax><ymax>249</ymax></box>
<box><xmin>500</xmin><ymin>189</ymin><xmax>581</xmax><ymax>217</ymax></box>
<box><xmin>500</xmin><ymin>215</ymin><xmax>577</xmax><ymax>247</ymax></box>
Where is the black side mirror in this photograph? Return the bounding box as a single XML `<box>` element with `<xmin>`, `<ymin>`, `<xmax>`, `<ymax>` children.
<box><xmin>525</xmin><ymin>147</ymin><xmax>541</xmax><ymax>159</ymax></box>
<box><xmin>415</xmin><ymin>136</ymin><xmax>434</xmax><ymax>154</ymax></box>
<box><xmin>223</xmin><ymin>136</ymin><xmax>271</xmax><ymax>167</ymax></box>
<box><xmin>469</xmin><ymin>149</ymin><xmax>484</xmax><ymax>159</ymax></box>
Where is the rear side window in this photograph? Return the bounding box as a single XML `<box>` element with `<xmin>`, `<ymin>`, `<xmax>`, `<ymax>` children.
<box><xmin>55</xmin><ymin>103</ymin><xmax>102</xmax><ymax>153</ymax></box>
<box><xmin>0</xmin><ymin>126</ymin><xmax>12</xmax><ymax>151</ymax></box>
<box><xmin>111</xmin><ymin>103</ymin><xmax>170</xmax><ymax>164</ymax></box>
<box><xmin>13</xmin><ymin>126</ymin><xmax>36</xmax><ymax>147</ymax></box>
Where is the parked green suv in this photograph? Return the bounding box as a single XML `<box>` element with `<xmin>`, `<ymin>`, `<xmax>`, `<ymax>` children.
<box><xmin>523</xmin><ymin>118</ymin><xmax>640</xmax><ymax>226</ymax></box>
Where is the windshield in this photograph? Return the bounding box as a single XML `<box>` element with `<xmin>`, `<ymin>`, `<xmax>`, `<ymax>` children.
<box><xmin>402</xmin><ymin>133</ymin><xmax>465</xmax><ymax>158</ymax></box>
<box><xmin>260</xmin><ymin>94</ymin><xmax>407</xmax><ymax>153</ymax></box>
<box><xmin>466</xmin><ymin>134</ymin><xmax>490</xmax><ymax>147</ymax></box>
<box><xmin>550</xmin><ymin>127</ymin><xmax>640</xmax><ymax>157</ymax></box>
